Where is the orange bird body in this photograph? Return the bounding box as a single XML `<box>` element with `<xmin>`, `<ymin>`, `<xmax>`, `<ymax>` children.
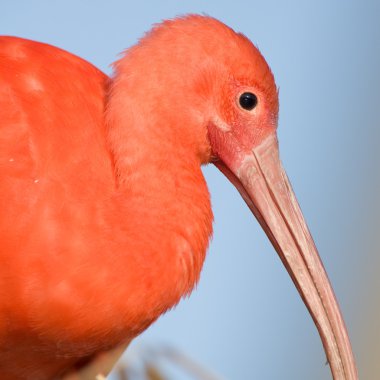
<box><xmin>0</xmin><ymin>16</ymin><xmax>357</xmax><ymax>379</ymax></box>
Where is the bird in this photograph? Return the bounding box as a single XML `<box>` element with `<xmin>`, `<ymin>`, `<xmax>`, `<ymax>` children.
<box><xmin>0</xmin><ymin>15</ymin><xmax>357</xmax><ymax>380</ymax></box>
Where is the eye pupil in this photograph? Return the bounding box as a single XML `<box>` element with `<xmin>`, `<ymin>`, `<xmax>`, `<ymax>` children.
<box><xmin>239</xmin><ymin>92</ymin><xmax>258</xmax><ymax>110</ymax></box>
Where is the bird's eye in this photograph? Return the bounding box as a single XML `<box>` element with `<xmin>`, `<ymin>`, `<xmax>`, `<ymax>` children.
<box><xmin>239</xmin><ymin>92</ymin><xmax>258</xmax><ymax>111</ymax></box>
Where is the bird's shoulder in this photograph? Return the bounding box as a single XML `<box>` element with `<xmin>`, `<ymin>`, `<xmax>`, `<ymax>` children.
<box><xmin>0</xmin><ymin>36</ymin><xmax>114</xmax><ymax>194</ymax></box>
<box><xmin>0</xmin><ymin>36</ymin><xmax>117</xmax><ymax>249</ymax></box>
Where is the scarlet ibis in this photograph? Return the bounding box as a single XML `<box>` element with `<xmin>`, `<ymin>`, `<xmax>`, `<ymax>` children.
<box><xmin>0</xmin><ymin>15</ymin><xmax>357</xmax><ymax>379</ymax></box>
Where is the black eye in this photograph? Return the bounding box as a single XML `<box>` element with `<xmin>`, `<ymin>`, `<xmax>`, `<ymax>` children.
<box><xmin>239</xmin><ymin>92</ymin><xmax>258</xmax><ymax>110</ymax></box>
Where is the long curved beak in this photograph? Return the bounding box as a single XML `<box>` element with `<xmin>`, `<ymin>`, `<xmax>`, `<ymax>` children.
<box><xmin>215</xmin><ymin>132</ymin><xmax>357</xmax><ymax>380</ymax></box>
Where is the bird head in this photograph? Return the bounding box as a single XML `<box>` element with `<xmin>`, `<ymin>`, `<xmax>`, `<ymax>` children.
<box><xmin>110</xmin><ymin>15</ymin><xmax>357</xmax><ymax>379</ymax></box>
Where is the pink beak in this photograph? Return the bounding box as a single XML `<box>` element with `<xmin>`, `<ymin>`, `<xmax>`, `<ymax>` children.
<box><xmin>215</xmin><ymin>132</ymin><xmax>358</xmax><ymax>380</ymax></box>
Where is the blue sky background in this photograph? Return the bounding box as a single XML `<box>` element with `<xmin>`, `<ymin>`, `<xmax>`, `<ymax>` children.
<box><xmin>2</xmin><ymin>1</ymin><xmax>379</xmax><ymax>379</ymax></box>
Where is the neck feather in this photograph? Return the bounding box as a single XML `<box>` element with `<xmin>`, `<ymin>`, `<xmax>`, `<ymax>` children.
<box><xmin>104</xmin><ymin>74</ymin><xmax>213</xmax><ymax>329</ymax></box>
